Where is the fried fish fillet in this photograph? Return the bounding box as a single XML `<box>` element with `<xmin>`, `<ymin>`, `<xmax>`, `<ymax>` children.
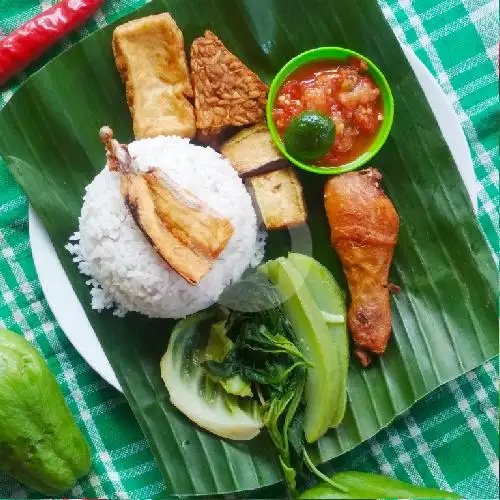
<box><xmin>121</xmin><ymin>172</ymin><xmax>214</xmax><ymax>284</ymax></box>
<box><xmin>324</xmin><ymin>168</ymin><xmax>400</xmax><ymax>366</ymax></box>
<box><xmin>100</xmin><ymin>127</ymin><xmax>233</xmax><ymax>285</ymax></box>
<box><xmin>143</xmin><ymin>170</ymin><xmax>234</xmax><ymax>260</ymax></box>
<box><xmin>112</xmin><ymin>13</ymin><xmax>195</xmax><ymax>139</ymax></box>
<box><xmin>190</xmin><ymin>31</ymin><xmax>268</xmax><ymax>141</ymax></box>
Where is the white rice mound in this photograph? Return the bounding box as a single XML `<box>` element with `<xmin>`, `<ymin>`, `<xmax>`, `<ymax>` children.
<box><xmin>66</xmin><ymin>136</ymin><xmax>266</xmax><ymax>318</ymax></box>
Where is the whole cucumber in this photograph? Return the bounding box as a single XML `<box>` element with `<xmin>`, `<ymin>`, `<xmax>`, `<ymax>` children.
<box><xmin>0</xmin><ymin>329</ymin><xmax>91</xmax><ymax>495</ymax></box>
<box><xmin>299</xmin><ymin>471</ymin><xmax>461</xmax><ymax>499</ymax></box>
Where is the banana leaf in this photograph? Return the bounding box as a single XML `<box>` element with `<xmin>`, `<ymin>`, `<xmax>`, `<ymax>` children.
<box><xmin>0</xmin><ymin>0</ymin><xmax>496</xmax><ymax>496</ymax></box>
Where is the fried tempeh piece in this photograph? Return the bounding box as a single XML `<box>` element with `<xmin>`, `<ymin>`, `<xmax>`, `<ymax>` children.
<box><xmin>190</xmin><ymin>31</ymin><xmax>268</xmax><ymax>141</ymax></box>
<box><xmin>112</xmin><ymin>13</ymin><xmax>195</xmax><ymax>139</ymax></box>
<box><xmin>324</xmin><ymin>168</ymin><xmax>400</xmax><ymax>366</ymax></box>
<box><xmin>247</xmin><ymin>168</ymin><xmax>307</xmax><ymax>230</ymax></box>
<box><xmin>100</xmin><ymin>127</ymin><xmax>233</xmax><ymax>284</ymax></box>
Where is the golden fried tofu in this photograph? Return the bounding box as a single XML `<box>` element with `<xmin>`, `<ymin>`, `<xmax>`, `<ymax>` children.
<box><xmin>247</xmin><ymin>168</ymin><xmax>307</xmax><ymax>230</ymax></box>
<box><xmin>113</xmin><ymin>14</ymin><xmax>195</xmax><ymax>139</ymax></box>
<box><xmin>190</xmin><ymin>31</ymin><xmax>268</xmax><ymax>140</ymax></box>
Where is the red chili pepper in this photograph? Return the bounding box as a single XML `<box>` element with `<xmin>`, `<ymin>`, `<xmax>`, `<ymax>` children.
<box><xmin>0</xmin><ymin>0</ymin><xmax>105</xmax><ymax>85</ymax></box>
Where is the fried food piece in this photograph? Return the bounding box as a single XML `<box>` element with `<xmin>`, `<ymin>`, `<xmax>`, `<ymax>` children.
<box><xmin>121</xmin><ymin>172</ymin><xmax>214</xmax><ymax>284</ymax></box>
<box><xmin>112</xmin><ymin>14</ymin><xmax>195</xmax><ymax>139</ymax></box>
<box><xmin>190</xmin><ymin>31</ymin><xmax>268</xmax><ymax>141</ymax></box>
<box><xmin>324</xmin><ymin>168</ymin><xmax>399</xmax><ymax>365</ymax></box>
<box><xmin>144</xmin><ymin>170</ymin><xmax>234</xmax><ymax>260</ymax></box>
<box><xmin>248</xmin><ymin>168</ymin><xmax>307</xmax><ymax>230</ymax></box>
<box><xmin>221</xmin><ymin>123</ymin><xmax>288</xmax><ymax>177</ymax></box>
<box><xmin>221</xmin><ymin>124</ymin><xmax>307</xmax><ymax>229</ymax></box>
<box><xmin>100</xmin><ymin>127</ymin><xmax>233</xmax><ymax>284</ymax></box>
<box><xmin>196</xmin><ymin>127</ymin><xmax>239</xmax><ymax>152</ymax></box>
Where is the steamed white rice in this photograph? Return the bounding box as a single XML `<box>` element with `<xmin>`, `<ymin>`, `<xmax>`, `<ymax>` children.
<box><xmin>66</xmin><ymin>136</ymin><xmax>266</xmax><ymax>318</ymax></box>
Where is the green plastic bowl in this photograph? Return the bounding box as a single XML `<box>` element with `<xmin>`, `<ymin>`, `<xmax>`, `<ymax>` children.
<box><xmin>266</xmin><ymin>47</ymin><xmax>394</xmax><ymax>175</ymax></box>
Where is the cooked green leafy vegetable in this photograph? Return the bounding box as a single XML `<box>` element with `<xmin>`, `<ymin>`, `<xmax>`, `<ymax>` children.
<box><xmin>162</xmin><ymin>257</ymin><xmax>350</xmax><ymax>496</ymax></box>
<box><xmin>204</xmin><ymin>317</ymin><xmax>253</xmax><ymax>397</ymax></box>
<box><xmin>298</xmin><ymin>470</ymin><xmax>461</xmax><ymax>499</ymax></box>
<box><xmin>204</xmin><ymin>309</ymin><xmax>311</xmax><ymax>388</ymax></box>
<box><xmin>204</xmin><ymin>273</ymin><xmax>312</xmax><ymax>495</ymax></box>
<box><xmin>160</xmin><ymin>309</ymin><xmax>263</xmax><ymax>441</ymax></box>
<box><xmin>259</xmin><ymin>257</ymin><xmax>344</xmax><ymax>443</ymax></box>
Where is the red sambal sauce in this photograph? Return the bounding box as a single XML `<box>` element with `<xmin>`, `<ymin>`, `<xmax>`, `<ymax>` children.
<box><xmin>273</xmin><ymin>57</ymin><xmax>384</xmax><ymax>166</ymax></box>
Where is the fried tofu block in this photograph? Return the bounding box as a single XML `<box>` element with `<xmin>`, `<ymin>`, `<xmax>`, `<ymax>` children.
<box><xmin>247</xmin><ymin>168</ymin><xmax>307</xmax><ymax>230</ymax></box>
<box><xmin>221</xmin><ymin>123</ymin><xmax>288</xmax><ymax>177</ymax></box>
<box><xmin>190</xmin><ymin>31</ymin><xmax>268</xmax><ymax>140</ymax></box>
<box><xmin>113</xmin><ymin>14</ymin><xmax>195</xmax><ymax>139</ymax></box>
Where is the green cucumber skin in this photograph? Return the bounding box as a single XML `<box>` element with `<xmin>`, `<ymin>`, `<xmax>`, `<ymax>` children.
<box><xmin>259</xmin><ymin>258</ymin><xmax>338</xmax><ymax>443</ymax></box>
<box><xmin>286</xmin><ymin>253</ymin><xmax>348</xmax><ymax>428</ymax></box>
<box><xmin>299</xmin><ymin>471</ymin><xmax>461</xmax><ymax>499</ymax></box>
<box><xmin>0</xmin><ymin>329</ymin><xmax>91</xmax><ymax>495</ymax></box>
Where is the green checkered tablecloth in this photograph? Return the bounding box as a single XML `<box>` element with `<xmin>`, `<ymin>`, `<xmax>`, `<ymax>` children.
<box><xmin>0</xmin><ymin>0</ymin><xmax>498</xmax><ymax>498</ymax></box>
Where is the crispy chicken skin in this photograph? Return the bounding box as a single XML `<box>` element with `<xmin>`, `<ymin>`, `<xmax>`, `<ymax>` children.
<box><xmin>324</xmin><ymin>168</ymin><xmax>399</xmax><ymax>366</ymax></box>
<box><xmin>112</xmin><ymin>14</ymin><xmax>195</xmax><ymax>139</ymax></box>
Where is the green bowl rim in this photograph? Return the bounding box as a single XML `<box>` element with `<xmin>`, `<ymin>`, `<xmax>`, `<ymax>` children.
<box><xmin>266</xmin><ymin>46</ymin><xmax>394</xmax><ymax>175</ymax></box>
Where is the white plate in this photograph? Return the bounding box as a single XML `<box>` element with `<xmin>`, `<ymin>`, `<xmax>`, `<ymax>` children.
<box><xmin>28</xmin><ymin>48</ymin><xmax>476</xmax><ymax>393</ymax></box>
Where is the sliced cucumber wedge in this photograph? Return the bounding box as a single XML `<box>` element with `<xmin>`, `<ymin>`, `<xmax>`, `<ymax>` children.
<box><xmin>259</xmin><ymin>258</ymin><xmax>338</xmax><ymax>443</ymax></box>
<box><xmin>286</xmin><ymin>253</ymin><xmax>349</xmax><ymax>427</ymax></box>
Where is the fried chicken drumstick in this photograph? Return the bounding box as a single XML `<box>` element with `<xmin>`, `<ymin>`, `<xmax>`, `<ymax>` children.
<box><xmin>324</xmin><ymin>168</ymin><xmax>400</xmax><ymax>366</ymax></box>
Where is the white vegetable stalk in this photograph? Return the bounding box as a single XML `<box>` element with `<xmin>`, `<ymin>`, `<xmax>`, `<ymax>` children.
<box><xmin>321</xmin><ymin>311</ymin><xmax>345</xmax><ymax>324</ymax></box>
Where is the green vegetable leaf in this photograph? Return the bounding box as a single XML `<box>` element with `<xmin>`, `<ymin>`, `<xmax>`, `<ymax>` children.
<box><xmin>216</xmin><ymin>374</ymin><xmax>253</xmax><ymax>398</ymax></box>
<box><xmin>204</xmin><ymin>274</ymin><xmax>314</xmax><ymax>496</ymax></box>
<box><xmin>241</xmin><ymin>324</ymin><xmax>312</xmax><ymax>366</ymax></box>
<box><xmin>204</xmin><ymin>315</ymin><xmax>253</xmax><ymax>397</ymax></box>
<box><xmin>160</xmin><ymin>309</ymin><xmax>263</xmax><ymax>441</ymax></box>
<box><xmin>204</xmin><ymin>316</ymin><xmax>233</xmax><ymax>360</ymax></box>
<box><xmin>263</xmin><ymin>367</ymin><xmax>307</xmax><ymax>496</ymax></box>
